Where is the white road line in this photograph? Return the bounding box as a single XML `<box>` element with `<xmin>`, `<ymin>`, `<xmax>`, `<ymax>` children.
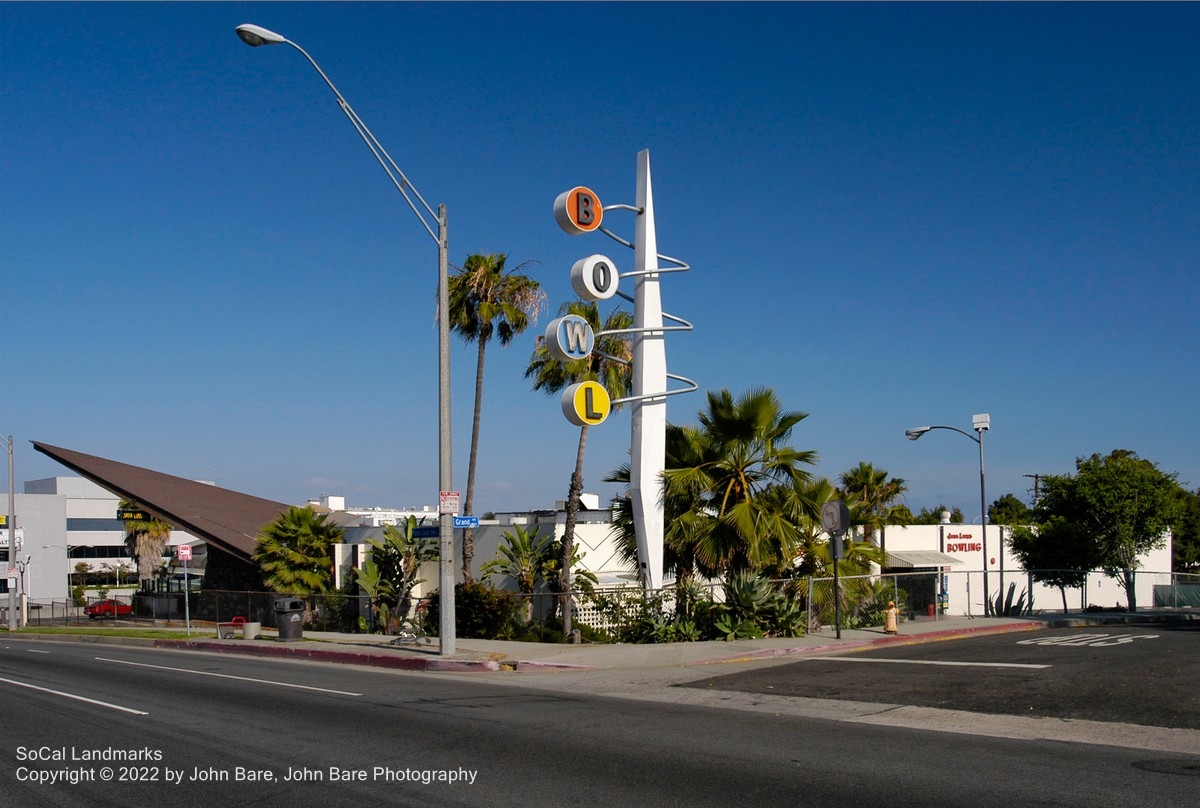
<box><xmin>26</xmin><ymin>649</ymin><xmax>51</xmax><ymax>654</ymax></box>
<box><xmin>0</xmin><ymin>675</ymin><xmax>149</xmax><ymax>715</ymax></box>
<box><xmin>95</xmin><ymin>657</ymin><xmax>363</xmax><ymax>696</ymax></box>
<box><xmin>810</xmin><ymin>657</ymin><xmax>1049</xmax><ymax>669</ymax></box>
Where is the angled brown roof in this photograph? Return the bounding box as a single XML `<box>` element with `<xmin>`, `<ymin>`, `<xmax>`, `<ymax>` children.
<box><xmin>33</xmin><ymin>442</ymin><xmax>290</xmax><ymax>560</ymax></box>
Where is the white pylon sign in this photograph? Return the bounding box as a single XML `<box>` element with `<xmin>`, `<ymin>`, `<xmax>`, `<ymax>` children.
<box><xmin>551</xmin><ymin>150</ymin><xmax>697</xmax><ymax>593</ymax></box>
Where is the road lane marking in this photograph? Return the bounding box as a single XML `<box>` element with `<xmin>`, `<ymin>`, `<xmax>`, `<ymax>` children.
<box><xmin>810</xmin><ymin>657</ymin><xmax>1049</xmax><ymax>669</ymax></box>
<box><xmin>0</xmin><ymin>675</ymin><xmax>149</xmax><ymax>715</ymax></box>
<box><xmin>26</xmin><ymin>649</ymin><xmax>51</xmax><ymax>654</ymax></box>
<box><xmin>95</xmin><ymin>657</ymin><xmax>363</xmax><ymax>696</ymax></box>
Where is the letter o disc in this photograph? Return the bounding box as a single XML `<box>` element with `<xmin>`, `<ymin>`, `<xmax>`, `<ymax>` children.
<box><xmin>571</xmin><ymin>254</ymin><xmax>619</xmax><ymax>301</ymax></box>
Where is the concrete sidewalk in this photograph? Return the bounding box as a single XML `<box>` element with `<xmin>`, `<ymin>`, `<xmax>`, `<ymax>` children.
<box><xmin>144</xmin><ymin>610</ymin><xmax>1196</xmax><ymax>674</ymax></box>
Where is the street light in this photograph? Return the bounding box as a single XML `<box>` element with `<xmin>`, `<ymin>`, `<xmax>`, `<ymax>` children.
<box><xmin>905</xmin><ymin>414</ymin><xmax>992</xmax><ymax>614</ymax></box>
<box><xmin>235</xmin><ymin>23</ymin><xmax>456</xmax><ymax>655</ymax></box>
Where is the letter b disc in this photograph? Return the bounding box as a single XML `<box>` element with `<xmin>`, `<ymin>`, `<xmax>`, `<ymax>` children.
<box><xmin>554</xmin><ymin>186</ymin><xmax>603</xmax><ymax>235</ymax></box>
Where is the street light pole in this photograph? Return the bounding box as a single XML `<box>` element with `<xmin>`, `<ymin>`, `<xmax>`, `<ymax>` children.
<box><xmin>235</xmin><ymin>23</ymin><xmax>456</xmax><ymax>655</ymax></box>
<box><xmin>905</xmin><ymin>414</ymin><xmax>992</xmax><ymax>614</ymax></box>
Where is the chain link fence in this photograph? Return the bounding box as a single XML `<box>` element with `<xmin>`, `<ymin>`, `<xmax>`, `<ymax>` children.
<box><xmin>17</xmin><ymin>570</ymin><xmax>1197</xmax><ymax>636</ymax></box>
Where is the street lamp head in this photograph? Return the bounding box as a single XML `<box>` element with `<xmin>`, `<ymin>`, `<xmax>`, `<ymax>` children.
<box><xmin>973</xmin><ymin>413</ymin><xmax>991</xmax><ymax>433</ymax></box>
<box><xmin>236</xmin><ymin>24</ymin><xmax>286</xmax><ymax>47</ymax></box>
<box><xmin>906</xmin><ymin>427</ymin><xmax>931</xmax><ymax>441</ymax></box>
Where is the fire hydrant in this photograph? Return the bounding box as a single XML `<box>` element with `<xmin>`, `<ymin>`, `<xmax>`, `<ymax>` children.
<box><xmin>884</xmin><ymin>601</ymin><xmax>899</xmax><ymax>635</ymax></box>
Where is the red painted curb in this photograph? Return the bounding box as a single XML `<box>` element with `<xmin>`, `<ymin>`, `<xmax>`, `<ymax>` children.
<box><xmin>154</xmin><ymin>639</ymin><xmax>501</xmax><ymax>672</ymax></box>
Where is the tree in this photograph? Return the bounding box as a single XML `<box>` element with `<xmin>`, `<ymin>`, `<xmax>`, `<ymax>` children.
<box><xmin>989</xmin><ymin>493</ymin><xmax>1032</xmax><ymax>526</ymax></box>
<box><xmin>356</xmin><ymin>517</ymin><xmax>437</xmax><ymax>631</ymax></box>
<box><xmin>659</xmin><ymin>387</ymin><xmax>818</xmax><ymax>577</ymax></box>
<box><xmin>448</xmin><ymin>252</ymin><xmax>545</xmax><ymax>580</ymax></box>
<box><xmin>912</xmin><ymin>505</ymin><xmax>964</xmax><ymax>525</ymax></box>
<box><xmin>120</xmin><ymin>501</ymin><xmax>173</xmax><ymax>589</ymax></box>
<box><xmin>1172</xmin><ymin>487</ymin><xmax>1200</xmax><ymax>572</ymax></box>
<box><xmin>1008</xmin><ymin>517</ymin><xmax>1100</xmax><ymax>612</ymax></box>
<box><xmin>836</xmin><ymin>462</ymin><xmax>909</xmax><ymax>550</ymax></box>
<box><xmin>1036</xmin><ymin>450</ymin><xmax>1180</xmax><ymax>612</ymax></box>
<box><xmin>527</xmin><ymin>300</ymin><xmax>633</xmax><ymax>635</ymax></box>
<box><xmin>605</xmin><ymin>420</ymin><xmax>719</xmax><ymax>591</ymax></box>
<box><xmin>254</xmin><ymin>506</ymin><xmax>343</xmax><ymax>595</ymax></box>
<box><xmin>480</xmin><ymin>523</ymin><xmax>553</xmax><ymax>622</ymax></box>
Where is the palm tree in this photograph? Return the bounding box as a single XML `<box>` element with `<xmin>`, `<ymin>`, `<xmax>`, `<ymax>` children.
<box><xmin>837</xmin><ymin>462</ymin><xmax>910</xmax><ymax>551</ymax></box>
<box><xmin>254</xmin><ymin>506</ymin><xmax>343</xmax><ymax>595</ymax></box>
<box><xmin>448</xmin><ymin>252</ymin><xmax>545</xmax><ymax>580</ymax></box>
<box><xmin>359</xmin><ymin>516</ymin><xmax>438</xmax><ymax>631</ymax></box>
<box><xmin>120</xmin><ymin>500</ymin><xmax>173</xmax><ymax>589</ymax></box>
<box><xmin>480</xmin><ymin>523</ymin><xmax>553</xmax><ymax>622</ymax></box>
<box><xmin>526</xmin><ymin>300</ymin><xmax>633</xmax><ymax>635</ymax></box>
<box><xmin>609</xmin><ymin>388</ymin><xmax>819</xmax><ymax>583</ymax></box>
<box><xmin>662</xmin><ymin>387</ymin><xmax>819</xmax><ymax>577</ymax></box>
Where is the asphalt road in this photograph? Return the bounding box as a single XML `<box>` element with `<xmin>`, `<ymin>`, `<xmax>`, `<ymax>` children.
<box><xmin>685</xmin><ymin>624</ymin><xmax>1200</xmax><ymax>729</ymax></box>
<box><xmin>2</xmin><ymin>636</ymin><xmax>1198</xmax><ymax>807</ymax></box>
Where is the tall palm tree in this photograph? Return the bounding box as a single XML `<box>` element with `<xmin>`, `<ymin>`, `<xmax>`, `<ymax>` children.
<box><xmin>526</xmin><ymin>300</ymin><xmax>633</xmax><ymax>634</ymax></box>
<box><xmin>837</xmin><ymin>462</ymin><xmax>910</xmax><ymax>550</ymax></box>
<box><xmin>447</xmin><ymin>252</ymin><xmax>545</xmax><ymax>579</ymax></box>
<box><xmin>253</xmin><ymin>506</ymin><xmax>343</xmax><ymax>595</ymax></box>
<box><xmin>120</xmin><ymin>500</ymin><xmax>173</xmax><ymax>589</ymax></box>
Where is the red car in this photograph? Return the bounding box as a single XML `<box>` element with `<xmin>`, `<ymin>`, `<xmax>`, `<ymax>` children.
<box><xmin>85</xmin><ymin>599</ymin><xmax>133</xmax><ymax>619</ymax></box>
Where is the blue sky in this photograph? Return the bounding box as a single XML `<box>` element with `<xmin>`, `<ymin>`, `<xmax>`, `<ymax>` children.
<box><xmin>3</xmin><ymin>2</ymin><xmax>1197</xmax><ymax>521</ymax></box>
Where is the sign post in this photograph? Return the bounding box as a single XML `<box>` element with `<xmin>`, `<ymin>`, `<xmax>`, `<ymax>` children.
<box><xmin>177</xmin><ymin>544</ymin><xmax>192</xmax><ymax>636</ymax></box>
<box><xmin>821</xmin><ymin>501</ymin><xmax>852</xmax><ymax>639</ymax></box>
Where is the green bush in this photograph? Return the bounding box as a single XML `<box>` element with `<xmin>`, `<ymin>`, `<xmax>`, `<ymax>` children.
<box><xmin>423</xmin><ymin>581</ymin><xmax>523</xmax><ymax>639</ymax></box>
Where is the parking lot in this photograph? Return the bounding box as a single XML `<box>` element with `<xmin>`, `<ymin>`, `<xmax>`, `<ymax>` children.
<box><xmin>686</xmin><ymin>624</ymin><xmax>1200</xmax><ymax>730</ymax></box>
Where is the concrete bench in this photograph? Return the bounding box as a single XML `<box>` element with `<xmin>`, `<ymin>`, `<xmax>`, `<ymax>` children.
<box><xmin>217</xmin><ymin>615</ymin><xmax>246</xmax><ymax>638</ymax></box>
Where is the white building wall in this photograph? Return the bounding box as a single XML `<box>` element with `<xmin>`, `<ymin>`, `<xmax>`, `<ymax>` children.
<box><xmin>878</xmin><ymin>524</ymin><xmax>1173</xmax><ymax>615</ymax></box>
<box><xmin>15</xmin><ymin>477</ymin><xmax>203</xmax><ymax>604</ymax></box>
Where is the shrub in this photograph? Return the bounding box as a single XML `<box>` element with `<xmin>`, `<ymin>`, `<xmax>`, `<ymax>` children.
<box><xmin>422</xmin><ymin>581</ymin><xmax>523</xmax><ymax>639</ymax></box>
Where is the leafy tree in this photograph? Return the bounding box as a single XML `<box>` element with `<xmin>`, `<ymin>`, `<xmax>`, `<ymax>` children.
<box><xmin>527</xmin><ymin>300</ymin><xmax>633</xmax><ymax>634</ymax></box>
<box><xmin>254</xmin><ymin>506</ymin><xmax>343</xmax><ymax>595</ymax></box>
<box><xmin>120</xmin><ymin>500</ymin><xmax>173</xmax><ymax>589</ymax></box>
<box><xmin>837</xmin><ymin>462</ymin><xmax>909</xmax><ymax>549</ymax></box>
<box><xmin>912</xmin><ymin>505</ymin><xmax>964</xmax><ymax>524</ymax></box>
<box><xmin>481</xmin><ymin>523</ymin><xmax>553</xmax><ymax>622</ymax></box>
<box><xmin>1008</xmin><ymin>517</ymin><xmax>1100</xmax><ymax>612</ymax></box>
<box><xmin>1172</xmin><ymin>487</ymin><xmax>1200</xmax><ymax>572</ymax></box>
<box><xmin>1036</xmin><ymin>450</ymin><xmax>1180</xmax><ymax>612</ymax></box>
<box><xmin>989</xmin><ymin>493</ymin><xmax>1032</xmax><ymax>526</ymax></box>
<box><xmin>448</xmin><ymin>252</ymin><xmax>545</xmax><ymax>580</ymax></box>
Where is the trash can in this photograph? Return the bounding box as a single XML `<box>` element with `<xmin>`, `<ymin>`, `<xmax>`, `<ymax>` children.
<box><xmin>274</xmin><ymin>598</ymin><xmax>305</xmax><ymax>641</ymax></box>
